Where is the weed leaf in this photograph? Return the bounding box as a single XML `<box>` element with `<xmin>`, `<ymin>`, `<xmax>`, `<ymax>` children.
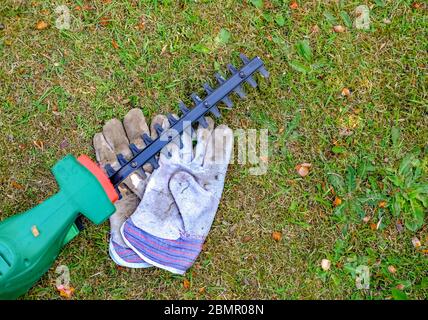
<box><xmin>340</xmin><ymin>11</ymin><xmax>352</xmax><ymax>28</ymax></box>
<box><xmin>275</xmin><ymin>14</ymin><xmax>285</xmax><ymax>27</ymax></box>
<box><xmin>346</xmin><ymin>166</ymin><xmax>357</xmax><ymax>193</ymax></box>
<box><xmin>296</xmin><ymin>40</ymin><xmax>312</xmax><ymax>62</ymax></box>
<box><xmin>391</xmin><ymin>288</ymin><xmax>408</xmax><ymax>300</ymax></box>
<box><xmin>323</xmin><ymin>11</ymin><xmax>337</xmax><ymax>24</ymax></box>
<box><xmin>288</xmin><ymin>60</ymin><xmax>310</xmax><ymax>73</ymax></box>
<box><xmin>250</xmin><ymin>0</ymin><xmax>263</xmax><ymax>9</ymax></box>
<box><xmin>391</xmin><ymin>127</ymin><xmax>400</xmax><ymax>146</ymax></box>
<box><xmin>192</xmin><ymin>44</ymin><xmax>210</xmax><ymax>54</ymax></box>
<box><xmin>332</xmin><ymin>146</ymin><xmax>346</xmax><ymax>154</ymax></box>
<box><xmin>328</xmin><ymin>173</ymin><xmax>345</xmax><ymax>194</ymax></box>
<box><xmin>399</xmin><ymin>153</ymin><xmax>415</xmax><ymax>176</ymax></box>
<box><xmin>216</xmin><ymin>28</ymin><xmax>231</xmax><ymax>45</ymax></box>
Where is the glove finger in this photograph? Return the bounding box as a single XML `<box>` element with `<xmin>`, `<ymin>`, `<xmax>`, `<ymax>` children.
<box><xmin>123</xmin><ymin>108</ymin><xmax>153</xmax><ymax>175</ymax></box>
<box><xmin>103</xmin><ymin>119</ymin><xmax>148</xmax><ymax>196</ymax></box>
<box><xmin>123</xmin><ymin>108</ymin><xmax>149</xmax><ymax>151</ymax></box>
<box><xmin>180</xmin><ymin>124</ymin><xmax>194</xmax><ymax>164</ymax></box>
<box><xmin>93</xmin><ymin>132</ymin><xmax>120</xmax><ymax>171</ymax></box>
<box><xmin>103</xmin><ymin>118</ymin><xmax>133</xmax><ymax>160</ymax></box>
<box><xmin>192</xmin><ymin>117</ymin><xmax>214</xmax><ymax>166</ymax></box>
<box><xmin>150</xmin><ymin>114</ymin><xmax>169</xmax><ymax>139</ymax></box>
<box><xmin>203</xmin><ymin>124</ymin><xmax>233</xmax><ymax>170</ymax></box>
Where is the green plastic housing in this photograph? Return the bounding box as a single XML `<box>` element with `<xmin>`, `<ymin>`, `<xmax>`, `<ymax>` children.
<box><xmin>0</xmin><ymin>155</ymin><xmax>116</xmax><ymax>299</ymax></box>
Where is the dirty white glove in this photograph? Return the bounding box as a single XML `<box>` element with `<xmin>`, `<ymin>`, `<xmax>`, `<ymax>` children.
<box><xmin>93</xmin><ymin>109</ymin><xmax>168</xmax><ymax>268</ymax></box>
<box><xmin>121</xmin><ymin>118</ymin><xmax>233</xmax><ymax>274</ymax></box>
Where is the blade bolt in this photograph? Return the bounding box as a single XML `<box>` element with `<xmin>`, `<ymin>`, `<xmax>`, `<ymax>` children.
<box><xmin>203</xmin><ymin>101</ymin><xmax>210</xmax><ymax>108</ymax></box>
<box><xmin>131</xmin><ymin>161</ymin><xmax>138</xmax><ymax>168</ymax></box>
<box><xmin>239</xmin><ymin>71</ymin><xmax>246</xmax><ymax>78</ymax></box>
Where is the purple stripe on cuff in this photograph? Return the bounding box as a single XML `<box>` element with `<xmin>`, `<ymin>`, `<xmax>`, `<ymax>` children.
<box><xmin>111</xmin><ymin>240</ymin><xmax>146</xmax><ymax>263</ymax></box>
<box><xmin>122</xmin><ymin>219</ymin><xmax>204</xmax><ymax>273</ymax></box>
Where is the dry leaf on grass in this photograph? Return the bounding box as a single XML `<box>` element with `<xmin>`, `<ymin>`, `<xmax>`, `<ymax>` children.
<box><xmin>35</xmin><ymin>21</ymin><xmax>49</xmax><ymax>30</ymax></box>
<box><xmin>341</xmin><ymin>87</ymin><xmax>351</xmax><ymax>97</ymax></box>
<box><xmin>395</xmin><ymin>220</ymin><xmax>404</xmax><ymax>233</ymax></box>
<box><xmin>295</xmin><ymin>163</ymin><xmax>312</xmax><ymax>177</ymax></box>
<box><xmin>56</xmin><ymin>284</ymin><xmax>75</xmax><ymax>299</ymax></box>
<box><xmin>10</xmin><ymin>180</ymin><xmax>24</xmax><ymax>190</ymax></box>
<box><xmin>272</xmin><ymin>231</ymin><xmax>282</xmax><ymax>242</ymax></box>
<box><xmin>412</xmin><ymin>237</ymin><xmax>421</xmax><ymax>248</ymax></box>
<box><xmin>112</xmin><ymin>39</ymin><xmax>119</xmax><ymax>49</ymax></box>
<box><xmin>99</xmin><ymin>16</ymin><xmax>111</xmax><ymax>27</ymax></box>
<box><xmin>311</xmin><ymin>25</ymin><xmax>320</xmax><ymax>34</ymax></box>
<box><xmin>33</xmin><ymin>140</ymin><xmax>44</xmax><ymax>150</ymax></box>
<box><xmin>411</xmin><ymin>2</ymin><xmax>423</xmax><ymax>9</ymax></box>
<box><xmin>378</xmin><ymin>201</ymin><xmax>387</xmax><ymax>208</ymax></box>
<box><xmin>333</xmin><ymin>25</ymin><xmax>346</xmax><ymax>33</ymax></box>
<box><xmin>242</xmin><ymin>235</ymin><xmax>253</xmax><ymax>243</ymax></box>
<box><xmin>396</xmin><ymin>284</ymin><xmax>405</xmax><ymax>290</ymax></box>
<box><xmin>183</xmin><ymin>279</ymin><xmax>190</xmax><ymax>289</ymax></box>
<box><xmin>290</xmin><ymin>1</ymin><xmax>299</xmax><ymax>10</ymax></box>
<box><xmin>321</xmin><ymin>259</ymin><xmax>331</xmax><ymax>271</ymax></box>
<box><xmin>333</xmin><ymin>197</ymin><xmax>342</xmax><ymax>207</ymax></box>
<box><xmin>137</xmin><ymin>16</ymin><xmax>145</xmax><ymax>30</ymax></box>
<box><xmin>388</xmin><ymin>265</ymin><xmax>397</xmax><ymax>274</ymax></box>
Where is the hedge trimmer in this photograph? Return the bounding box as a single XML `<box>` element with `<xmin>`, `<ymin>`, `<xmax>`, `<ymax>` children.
<box><xmin>0</xmin><ymin>53</ymin><xmax>268</xmax><ymax>299</ymax></box>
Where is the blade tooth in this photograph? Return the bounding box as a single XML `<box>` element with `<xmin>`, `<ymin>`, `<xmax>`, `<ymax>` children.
<box><xmin>116</xmin><ymin>153</ymin><xmax>128</xmax><ymax>166</ymax></box>
<box><xmin>148</xmin><ymin>156</ymin><xmax>159</xmax><ymax>169</ymax></box>
<box><xmin>258</xmin><ymin>66</ymin><xmax>269</xmax><ymax>78</ymax></box>
<box><xmin>215</xmin><ymin>72</ymin><xmax>226</xmax><ymax>85</ymax></box>
<box><xmin>210</xmin><ymin>106</ymin><xmax>221</xmax><ymax>118</ymax></box>
<box><xmin>190</xmin><ymin>93</ymin><xmax>203</xmax><ymax>105</ymax></box>
<box><xmin>239</xmin><ymin>53</ymin><xmax>251</xmax><ymax>64</ymax></box>
<box><xmin>227</xmin><ymin>63</ymin><xmax>238</xmax><ymax>75</ymax></box>
<box><xmin>142</xmin><ymin>133</ymin><xmax>153</xmax><ymax>145</ymax></box>
<box><xmin>234</xmin><ymin>85</ymin><xmax>247</xmax><ymax>99</ymax></box>
<box><xmin>178</xmin><ymin>101</ymin><xmax>190</xmax><ymax>115</ymax></box>
<box><xmin>115</xmin><ymin>186</ymin><xmax>122</xmax><ymax>200</ymax></box>
<box><xmin>129</xmin><ymin>143</ymin><xmax>142</xmax><ymax>156</ymax></box>
<box><xmin>105</xmin><ymin>164</ymin><xmax>116</xmax><ymax>177</ymax></box>
<box><xmin>203</xmin><ymin>82</ymin><xmax>214</xmax><ymax>94</ymax></box>
<box><xmin>197</xmin><ymin>116</ymin><xmax>209</xmax><ymax>128</ymax></box>
<box><xmin>167</xmin><ymin>113</ymin><xmax>178</xmax><ymax>126</ymax></box>
<box><xmin>221</xmin><ymin>96</ymin><xmax>233</xmax><ymax>108</ymax></box>
<box><xmin>154</xmin><ymin>123</ymin><xmax>164</xmax><ymax>136</ymax></box>
<box><xmin>245</xmin><ymin>75</ymin><xmax>258</xmax><ymax>88</ymax></box>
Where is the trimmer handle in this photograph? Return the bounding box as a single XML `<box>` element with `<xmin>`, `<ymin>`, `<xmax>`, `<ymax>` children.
<box><xmin>0</xmin><ymin>155</ymin><xmax>118</xmax><ymax>299</ymax></box>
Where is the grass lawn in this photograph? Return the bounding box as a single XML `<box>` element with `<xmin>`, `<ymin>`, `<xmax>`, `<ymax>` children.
<box><xmin>0</xmin><ymin>0</ymin><xmax>427</xmax><ymax>299</ymax></box>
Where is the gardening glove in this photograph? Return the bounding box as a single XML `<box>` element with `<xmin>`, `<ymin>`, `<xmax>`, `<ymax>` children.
<box><xmin>121</xmin><ymin>117</ymin><xmax>234</xmax><ymax>274</ymax></box>
<box><xmin>93</xmin><ymin>108</ymin><xmax>168</xmax><ymax>268</ymax></box>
